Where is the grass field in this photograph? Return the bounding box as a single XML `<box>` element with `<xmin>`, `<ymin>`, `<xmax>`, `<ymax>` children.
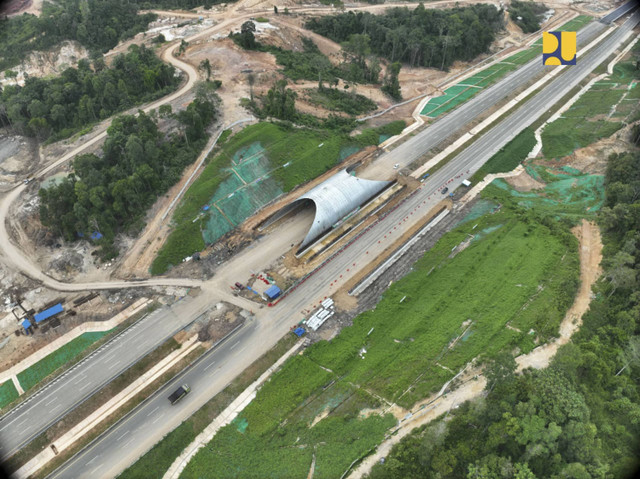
<box><xmin>118</xmin><ymin>334</ymin><xmax>298</xmax><ymax>479</ymax></box>
<box><xmin>505</xmin><ymin>46</ymin><xmax>542</xmax><ymax>65</ymax></box>
<box><xmin>16</xmin><ymin>330</ymin><xmax>112</xmax><ymax>393</ymax></box>
<box><xmin>555</xmin><ymin>15</ymin><xmax>593</xmax><ymax>33</ymax></box>
<box><xmin>151</xmin><ymin>121</ymin><xmax>405</xmax><ymax>275</ymax></box>
<box><xmin>541</xmin><ymin>50</ymin><xmax>639</xmax><ymax>159</ymax></box>
<box><xmin>307</xmin><ymin>204</ymin><xmax>578</xmax><ymax>407</ymax></box>
<box><xmin>470</xmin><ymin>128</ymin><xmax>537</xmax><ymax>183</ymax></box>
<box><xmin>0</xmin><ymin>380</ymin><xmax>19</xmax><ymax>409</ymax></box>
<box><xmin>305</xmin><ymin>88</ymin><xmax>378</xmax><ymax>115</ymax></box>
<box><xmin>181</xmin><ymin>353</ymin><xmax>395</xmax><ymax>479</ymax></box>
<box><xmin>177</xmin><ymin>175</ymin><xmax>581</xmax><ymax>477</ymax></box>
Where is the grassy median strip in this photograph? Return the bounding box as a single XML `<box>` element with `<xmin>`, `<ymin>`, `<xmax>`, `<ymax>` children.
<box><xmin>118</xmin><ymin>333</ymin><xmax>299</xmax><ymax>479</ymax></box>
<box><xmin>469</xmin><ymin>128</ymin><xmax>537</xmax><ymax>183</ymax></box>
<box><xmin>4</xmin><ymin>333</ymin><xmax>179</xmax><ymax>474</ymax></box>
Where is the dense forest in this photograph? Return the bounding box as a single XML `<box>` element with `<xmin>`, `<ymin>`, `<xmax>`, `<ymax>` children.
<box><xmin>367</xmin><ymin>149</ymin><xmax>640</xmax><ymax>478</ymax></box>
<box><xmin>0</xmin><ymin>0</ymin><xmax>156</xmax><ymax>72</ymax></box>
<box><xmin>508</xmin><ymin>1</ymin><xmax>548</xmax><ymax>34</ymax></box>
<box><xmin>0</xmin><ymin>44</ymin><xmax>179</xmax><ymax>142</ymax></box>
<box><xmin>305</xmin><ymin>3</ymin><xmax>505</xmax><ymax>70</ymax></box>
<box><xmin>38</xmin><ymin>84</ymin><xmax>219</xmax><ymax>259</ymax></box>
<box><xmin>231</xmin><ymin>26</ymin><xmax>381</xmax><ymax>86</ymax></box>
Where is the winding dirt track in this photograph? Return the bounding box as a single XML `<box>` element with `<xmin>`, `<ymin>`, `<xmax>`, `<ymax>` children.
<box><xmin>0</xmin><ymin>0</ymin><xmax>505</xmax><ymax>291</ymax></box>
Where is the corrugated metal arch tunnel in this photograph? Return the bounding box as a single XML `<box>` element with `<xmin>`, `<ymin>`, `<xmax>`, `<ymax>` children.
<box><xmin>261</xmin><ymin>168</ymin><xmax>392</xmax><ymax>252</ymax></box>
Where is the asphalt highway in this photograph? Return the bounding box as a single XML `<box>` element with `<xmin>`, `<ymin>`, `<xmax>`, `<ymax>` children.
<box><xmin>49</xmin><ymin>8</ymin><xmax>640</xmax><ymax>477</ymax></box>
<box><xmin>0</xmin><ymin>296</ymin><xmax>214</xmax><ymax>460</ymax></box>
<box><xmin>601</xmin><ymin>0</ymin><xmax>638</xmax><ymax>23</ymax></box>
<box><xmin>0</xmin><ymin>7</ymin><xmax>606</xmax><ymax>462</ymax></box>
<box><xmin>367</xmin><ymin>19</ymin><xmax>607</xmax><ymax>176</ymax></box>
<box><xmin>50</xmin><ymin>321</ymin><xmax>262</xmax><ymax>479</ymax></box>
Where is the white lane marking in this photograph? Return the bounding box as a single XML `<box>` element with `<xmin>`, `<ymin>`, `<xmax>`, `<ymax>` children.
<box><xmin>123</xmin><ymin>437</ymin><xmax>134</xmax><ymax>448</ymax></box>
<box><xmin>152</xmin><ymin>413</ymin><xmax>165</xmax><ymax>424</ymax></box>
<box><xmin>147</xmin><ymin>406</ymin><xmax>159</xmax><ymax>417</ymax></box>
<box><xmin>51</xmin><ymin>404</ymin><xmax>62</xmax><ymax>413</ymax></box>
<box><xmin>127</xmin><ymin>327</ymin><xmax>149</xmax><ymax>342</ymax></box>
<box><xmin>79</xmin><ymin>382</ymin><xmax>92</xmax><ymax>392</ymax></box>
<box><xmin>15</xmin><ymin>417</ymin><xmax>28</xmax><ymax>427</ymax></box>
<box><xmin>73</xmin><ymin>374</ymin><xmax>87</xmax><ymax>385</ymax></box>
<box><xmin>237</xmin><ymin>346</ymin><xmax>246</xmax><ymax>355</ymax></box>
<box><xmin>230</xmin><ymin>341</ymin><xmax>240</xmax><ymax>350</ymax></box>
<box><xmin>0</xmin><ymin>312</ymin><xmax>156</xmax><ymax>427</ymax></box>
<box><xmin>85</xmin><ymin>455</ymin><xmax>100</xmax><ymax>466</ymax></box>
<box><xmin>107</xmin><ymin>360</ymin><xmax>122</xmax><ymax>371</ymax></box>
<box><xmin>203</xmin><ymin>361</ymin><xmax>216</xmax><ymax>372</ymax></box>
<box><xmin>89</xmin><ymin>464</ymin><xmax>104</xmax><ymax>475</ymax></box>
<box><xmin>0</xmin><ymin>410</ymin><xmax>31</xmax><ymax>432</ymax></box>
<box><xmin>116</xmin><ymin>430</ymin><xmax>130</xmax><ymax>442</ymax></box>
<box><xmin>44</xmin><ymin>397</ymin><xmax>58</xmax><ymax>407</ymax></box>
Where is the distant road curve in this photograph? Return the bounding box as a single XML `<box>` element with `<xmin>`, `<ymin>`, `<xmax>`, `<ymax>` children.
<box><xmin>0</xmin><ymin>0</ymin><xmax>632</xmax><ymax>292</ymax></box>
<box><xmin>0</xmin><ymin>0</ymin><xmax>500</xmax><ymax>291</ymax></box>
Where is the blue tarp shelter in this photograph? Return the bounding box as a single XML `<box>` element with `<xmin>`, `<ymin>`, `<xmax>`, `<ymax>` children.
<box><xmin>264</xmin><ymin>285</ymin><xmax>282</xmax><ymax>300</ymax></box>
<box><xmin>90</xmin><ymin>231</ymin><xmax>103</xmax><ymax>240</ymax></box>
<box><xmin>21</xmin><ymin>319</ymin><xmax>32</xmax><ymax>331</ymax></box>
<box><xmin>202</xmin><ymin>205</ymin><xmax>211</xmax><ymax>211</ymax></box>
<box><xmin>34</xmin><ymin>303</ymin><xmax>64</xmax><ymax>323</ymax></box>
<box><xmin>293</xmin><ymin>327</ymin><xmax>305</xmax><ymax>337</ymax></box>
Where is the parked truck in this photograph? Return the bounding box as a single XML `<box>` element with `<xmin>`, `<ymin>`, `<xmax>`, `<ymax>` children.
<box><xmin>168</xmin><ymin>384</ymin><xmax>190</xmax><ymax>404</ymax></box>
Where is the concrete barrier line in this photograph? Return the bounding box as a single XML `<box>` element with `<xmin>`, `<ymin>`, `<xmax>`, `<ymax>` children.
<box><xmin>44</xmin><ymin>322</ymin><xmax>245</xmax><ymax>479</ymax></box>
<box><xmin>163</xmin><ymin>338</ymin><xmax>305</xmax><ymax>479</ymax></box>
<box><xmin>0</xmin><ymin>299</ymin><xmax>151</xmax><ymax>387</ymax></box>
<box><xmin>14</xmin><ymin>336</ymin><xmax>201</xmax><ymax>479</ymax></box>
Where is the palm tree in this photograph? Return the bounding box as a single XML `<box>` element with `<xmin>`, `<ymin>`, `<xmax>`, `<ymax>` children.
<box><xmin>199</xmin><ymin>59</ymin><xmax>212</xmax><ymax>81</ymax></box>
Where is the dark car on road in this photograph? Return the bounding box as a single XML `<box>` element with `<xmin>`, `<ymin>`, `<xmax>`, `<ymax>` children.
<box><xmin>168</xmin><ymin>384</ymin><xmax>190</xmax><ymax>404</ymax></box>
<box><xmin>441</xmin><ymin>187</ymin><xmax>449</xmax><ymax>194</ymax></box>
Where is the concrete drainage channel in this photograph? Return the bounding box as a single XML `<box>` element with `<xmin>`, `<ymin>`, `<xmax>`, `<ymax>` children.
<box><xmin>349</xmin><ymin>208</ymin><xmax>450</xmax><ymax>296</ymax></box>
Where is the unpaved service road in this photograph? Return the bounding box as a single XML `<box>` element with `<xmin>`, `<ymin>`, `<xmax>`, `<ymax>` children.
<box><xmin>47</xmin><ymin>10</ymin><xmax>637</xmax><ymax>469</ymax></box>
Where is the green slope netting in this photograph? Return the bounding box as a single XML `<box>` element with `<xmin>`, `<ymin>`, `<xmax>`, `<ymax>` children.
<box><xmin>202</xmin><ymin>142</ymin><xmax>284</xmax><ymax>245</ymax></box>
<box><xmin>491</xmin><ymin>165</ymin><xmax>604</xmax><ymax>220</ymax></box>
<box><xmin>420</xmin><ymin>15</ymin><xmax>593</xmax><ymax>119</ymax></box>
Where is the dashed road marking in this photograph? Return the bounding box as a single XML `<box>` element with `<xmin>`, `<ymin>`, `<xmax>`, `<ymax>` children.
<box><xmin>152</xmin><ymin>413</ymin><xmax>165</xmax><ymax>424</ymax></box>
<box><xmin>204</xmin><ymin>361</ymin><xmax>216</xmax><ymax>372</ymax></box>
<box><xmin>89</xmin><ymin>464</ymin><xmax>104</xmax><ymax>475</ymax></box>
<box><xmin>107</xmin><ymin>360</ymin><xmax>122</xmax><ymax>371</ymax></box>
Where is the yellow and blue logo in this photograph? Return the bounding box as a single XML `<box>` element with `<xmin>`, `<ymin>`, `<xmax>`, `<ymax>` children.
<box><xmin>542</xmin><ymin>31</ymin><xmax>577</xmax><ymax>65</ymax></box>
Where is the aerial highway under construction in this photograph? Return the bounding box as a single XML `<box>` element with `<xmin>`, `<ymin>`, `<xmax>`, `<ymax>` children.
<box><xmin>39</xmin><ymin>3</ymin><xmax>640</xmax><ymax>477</ymax></box>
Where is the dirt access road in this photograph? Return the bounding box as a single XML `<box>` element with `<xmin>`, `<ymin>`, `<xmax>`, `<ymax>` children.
<box><xmin>0</xmin><ymin>0</ymin><xmax>502</xmax><ymax>290</ymax></box>
<box><xmin>348</xmin><ymin>220</ymin><xmax>603</xmax><ymax>478</ymax></box>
